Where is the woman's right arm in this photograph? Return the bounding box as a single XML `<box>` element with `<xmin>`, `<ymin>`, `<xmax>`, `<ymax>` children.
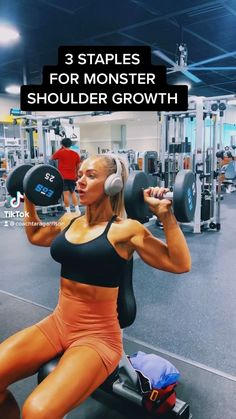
<box><xmin>24</xmin><ymin>196</ymin><xmax>77</xmax><ymax>247</ymax></box>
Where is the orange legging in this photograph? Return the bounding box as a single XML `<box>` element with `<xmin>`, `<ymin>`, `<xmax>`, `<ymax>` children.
<box><xmin>36</xmin><ymin>289</ymin><xmax>123</xmax><ymax>375</ymax></box>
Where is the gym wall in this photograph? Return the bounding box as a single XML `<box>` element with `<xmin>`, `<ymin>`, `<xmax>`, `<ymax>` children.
<box><xmin>79</xmin><ymin>112</ymin><xmax>159</xmax><ymax>154</ymax></box>
<box><xmin>126</xmin><ymin>117</ymin><xmax>159</xmax><ymax>152</ymax></box>
<box><xmin>80</xmin><ymin>124</ymin><xmax>122</xmax><ymax>155</ymax></box>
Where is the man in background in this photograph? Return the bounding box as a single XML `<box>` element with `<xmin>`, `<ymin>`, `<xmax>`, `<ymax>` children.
<box><xmin>51</xmin><ymin>137</ymin><xmax>81</xmax><ymax>214</ymax></box>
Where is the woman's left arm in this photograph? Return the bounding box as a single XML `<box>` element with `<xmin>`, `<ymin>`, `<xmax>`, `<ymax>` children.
<box><xmin>128</xmin><ymin>188</ymin><xmax>191</xmax><ymax>273</ymax></box>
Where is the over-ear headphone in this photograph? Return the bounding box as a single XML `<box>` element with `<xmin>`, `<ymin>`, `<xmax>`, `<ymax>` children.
<box><xmin>104</xmin><ymin>154</ymin><xmax>123</xmax><ymax>196</ymax></box>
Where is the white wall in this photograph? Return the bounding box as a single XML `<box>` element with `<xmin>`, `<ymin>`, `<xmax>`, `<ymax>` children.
<box><xmin>126</xmin><ymin>114</ymin><xmax>158</xmax><ymax>152</ymax></box>
<box><xmin>80</xmin><ymin>124</ymin><xmax>122</xmax><ymax>155</ymax></box>
<box><xmin>79</xmin><ymin>112</ymin><xmax>159</xmax><ymax>155</ymax></box>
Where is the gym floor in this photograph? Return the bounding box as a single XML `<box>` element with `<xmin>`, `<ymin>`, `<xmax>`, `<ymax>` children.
<box><xmin>0</xmin><ymin>193</ymin><xmax>235</xmax><ymax>418</ymax></box>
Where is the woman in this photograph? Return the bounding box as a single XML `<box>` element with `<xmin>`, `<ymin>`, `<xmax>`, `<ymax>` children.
<box><xmin>0</xmin><ymin>154</ymin><xmax>191</xmax><ymax>419</ymax></box>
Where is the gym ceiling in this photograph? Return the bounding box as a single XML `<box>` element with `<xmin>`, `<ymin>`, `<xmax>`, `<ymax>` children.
<box><xmin>0</xmin><ymin>0</ymin><xmax>235</xmax><ymax>98</ymax></box>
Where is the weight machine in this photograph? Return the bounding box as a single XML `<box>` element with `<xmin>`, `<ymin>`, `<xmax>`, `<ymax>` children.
<box><xmin>136</xmin><ymin>151</ymin><xmax>158</xmax><ymax>187</ymax></box>
<box><xmin>10</xmin><ymin>113</ymin><xmax>84</xmax><ymax>215</ymax></box>
<box><xmin>158</xmin><ymin>112</ymin><xmax>193</xmax><ymax>189</ymax></box>
<box><xmin>117</xmin><ymin>149</ymin><xmax>138</xmax><ymax>172</ymax></box>
<box><xmin>216</xmin><ymin>138</ymin><xmax>236</xmax><ymax>193</ymax></box>
<box><xmin>158</xmin><ymin>95</ymin><xmax>236</xmax><ymax>233</ymax></box>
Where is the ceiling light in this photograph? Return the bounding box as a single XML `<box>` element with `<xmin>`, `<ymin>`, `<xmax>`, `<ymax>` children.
<box><xmin>0</xmin><ymin>24</ymin><xmax>20</xmax><ymax>45</ymax></box>
<box><xmin>5</xmin><ymin>84</ymin><xmax>21</xmax><ymax>94</ymax></box>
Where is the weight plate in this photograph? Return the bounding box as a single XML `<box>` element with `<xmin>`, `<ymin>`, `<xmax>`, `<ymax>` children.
<box><xmin>173</xmin><ymin>170</ymin><xmax>196</xmax><ymax>222</ymax></box>
<box><xmin>6</xmin><ymin>164</ymin><xmax>33</xmax><ymax>197</ymax></box>
<box><xmin>23</xmin><ymin>164</ymin><xmax>64</xmax><ymax>206</ymax></box>
<box><xmin>124</xmin><ymin>171</ymin><xmax>149</xmax><ymax>222</ymax></box>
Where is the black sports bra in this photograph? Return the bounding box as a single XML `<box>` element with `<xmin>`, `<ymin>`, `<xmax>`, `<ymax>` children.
<box><xmin>50</xmin><ymin>215</ymin><xmax>129</xmax><ymax>287</ymax></box>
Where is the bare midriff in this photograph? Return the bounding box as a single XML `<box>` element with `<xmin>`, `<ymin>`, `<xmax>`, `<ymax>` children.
<box><xmin>60</xmin><ymin>276</ymin><xmax>119</xmax><ymax>301</ymax></box>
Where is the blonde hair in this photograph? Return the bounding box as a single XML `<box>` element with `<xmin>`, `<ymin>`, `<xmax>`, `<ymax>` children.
<box><xmin>97</xmin><ymin>154</ymin><xmax>128</xmax><ymax>218</ymax></box>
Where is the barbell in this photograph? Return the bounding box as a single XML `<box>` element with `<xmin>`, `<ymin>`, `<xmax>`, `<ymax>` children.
<box><xmin>6</xmin><ymin>164</ymin><xmax>196</xmax><ymax>222</ymax></box>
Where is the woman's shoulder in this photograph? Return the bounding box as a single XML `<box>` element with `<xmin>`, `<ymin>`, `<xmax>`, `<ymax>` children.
<box><xmin>116</xmin><ymin>216</ymin><xmax>142</xmax><ymax>226</ymax></box>
<box><xmin>57</xmin><ymin>212</ymin><xmax>81</xmax><ymax>231</ymax></box>
<box><xmin>114</xmin><ymin>216</ymin><xmax>145</xmax><ymax>235</ymax></box>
